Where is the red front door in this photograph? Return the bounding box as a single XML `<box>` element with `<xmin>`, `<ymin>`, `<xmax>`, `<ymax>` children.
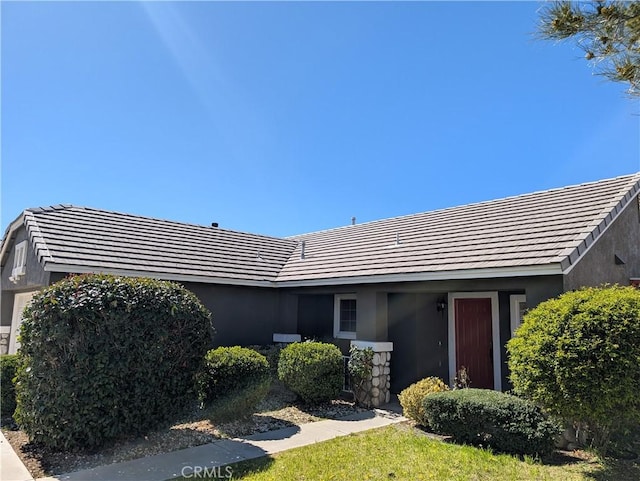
<box><xmin>455</xmin><ymin>298</ymin><xmax>494</xmax><ymax>389</ymax></box>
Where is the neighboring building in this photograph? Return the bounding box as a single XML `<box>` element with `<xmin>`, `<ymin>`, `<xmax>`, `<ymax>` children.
<box><xmin>2</xmin><ymin>173</ymin><xmax>639</xmax><ymax>393</ymax></box>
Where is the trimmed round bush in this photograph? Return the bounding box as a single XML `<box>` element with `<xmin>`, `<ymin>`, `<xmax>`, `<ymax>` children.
<box><xmin>196</xmin><ymin>346</ymin><xmax>270</xmax><ymax>418</ymax></box>
<box><xmin>14</xmin><ymin>274</ymin><xmax>214</xmax><ymax>451</ymax></box>
<box><xmin>507</xmin><ymin>285</ymin><xmax>640</xmax><ymax>449</ymax></box>
<box><xmin>424</xmin><ymin>389</ymin><xmax>559</xmax><ymax>456</ymax></box>
<box><xmin>278</xmin><ymin>341</ymin><xmax>343</xmax><ymax>404</ymax></box>
<box><xmin>398</xmin><ymin>376</ymin><xmax>449</xmax><ymax>426</ymax></box>
<box><xmin>1</xmin><ymin>354</ymin><xmax>20</xmax><ymax>418</ymax></box>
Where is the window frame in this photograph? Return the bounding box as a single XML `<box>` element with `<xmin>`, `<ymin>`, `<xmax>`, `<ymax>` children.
<box><xmin>509</xmin><ymin>294</ymin><xmax>527</xmax><ymax>337</ymax></box>
<box><xmin>12</xmin><ymin>240</ymin><xmax>27</xmax><ymax>277</ymax></box>
<box><xmin>333</xmin><ymin>294</ymin><xmax>357</xmax><ymax>340</ymax></box>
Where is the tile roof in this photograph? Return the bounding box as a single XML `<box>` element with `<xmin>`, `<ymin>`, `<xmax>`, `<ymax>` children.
<box><xmin>276</xmin><ymin>173</ymin><xmax>640</xmax><ymax>284</ymax></box>
<box><xmin>2</xmin><ymin>173</ymin><xmax>638</xmax><ymax>286</ymax></box>
<box><xmin>11</xmin><ymin>205</ymin><xmax>297</xmax><ymax>285</ymax></box>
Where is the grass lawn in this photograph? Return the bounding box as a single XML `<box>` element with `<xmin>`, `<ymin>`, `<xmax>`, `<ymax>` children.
<box><xmin>180</xmin><ymin>424</ymin><xmax>638</xmax><ymax>481</ymax></box>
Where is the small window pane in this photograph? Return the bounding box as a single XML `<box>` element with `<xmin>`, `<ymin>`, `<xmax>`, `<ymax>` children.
<box><xmin>339</xmin><ymin>299</ymin><xmax>356</xmax><ymax>332</ymax></box>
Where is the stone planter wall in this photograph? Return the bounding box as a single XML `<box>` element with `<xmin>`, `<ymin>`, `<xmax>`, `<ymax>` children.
<box><xmin>0</xmin><ymin>327</ymin><xmax>10</xmax><ymax>355</ymax></box>
<box><xmin>555</xmin><ymin>423</ymin><xmax>590</xmax><ymax>451</ymax></box>
<box><xmin>350</xmin><ymin>341</ymin><xmax>393</xmax><ymax>408</ymax></box>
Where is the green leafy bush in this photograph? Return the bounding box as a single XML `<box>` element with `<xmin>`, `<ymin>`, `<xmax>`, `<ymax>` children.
<box><xmin>278</xmin><ymin>341</ymin><xmax>343</xmax><ymax>404</ymax></box>
<box><xmin>398</xmin><ymin>376</ymin><xmax>449</xmax><ymax>426</ymax></box>
<box><xmin>14</xmin><ymin>274</ymin><xmax>213</xmax><ymax>451</ymax></box>
<box><xmin>1</xmin><ymin>354</ymin><xmax>20</xmax><ymax>418</ymax></box>
<box><xmin>196</xmin><ymin>346</ymin><xmax>270</xmax><ymax>419</ymax></box>
<box><xmin>424</xmin><ymin>389</ymin><xmax>559</xmax><ymax>456</ymax></box>
<box><xmin>247</xmin><ymin>344</ymin><xmax>282</xmax><ymax>380</ymax></box>
<box><xmin>347</xmin><ymin>346</ymin><xmax>374</xmax><ymax>407</ymax></box>
<box><xmin>507</xmin><ymin>285</ymin><xmax>640</xmax><ymax>451</ymax></box>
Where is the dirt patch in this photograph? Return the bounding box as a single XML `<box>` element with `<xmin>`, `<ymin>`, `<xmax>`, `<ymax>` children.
<box><xmin>2</xmin><ymin>385</ymin><xmax>366</xmax><ymax>478</ymax></box>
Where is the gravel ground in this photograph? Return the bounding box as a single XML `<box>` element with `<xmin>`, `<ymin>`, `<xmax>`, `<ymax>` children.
<box><xmin>1</xmin><ymin>385</ymin><xmax>367</xmax><ymax>479</ymax></box>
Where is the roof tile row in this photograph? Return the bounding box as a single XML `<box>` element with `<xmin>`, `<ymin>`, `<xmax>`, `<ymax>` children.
<box><xmin>2</xmin><ymin>173</ymin><xmax>638</xmax><ymax>286</ymax></box>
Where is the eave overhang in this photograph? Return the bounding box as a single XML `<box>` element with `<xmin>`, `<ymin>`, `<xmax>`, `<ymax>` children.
<box><xmin>42</xmin><ymin>263</ymin><xmax>277</xmax><ymax>288</ymax></box>
<box><xmin>273</xmin><ymin>264</ymin><xmax>564</xmax><ymax>288</ymax></box>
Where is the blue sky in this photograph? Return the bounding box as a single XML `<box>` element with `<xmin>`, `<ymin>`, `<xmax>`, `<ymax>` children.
<box><xmin>2</xmin><ymin>1</ymin><xmax>639</xmax><ymax>237</ymax></box>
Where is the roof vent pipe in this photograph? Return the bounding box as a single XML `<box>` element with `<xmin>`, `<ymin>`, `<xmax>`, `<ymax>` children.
<box><xmin>211</xmin><ymin>222</ymin><xmax>219</xmax><ymax>228</ymax></box>
<box><xmin>351</xmin><ymin>216</ymin><xmax>356</xmax><ymax>225</ymax></box>
<box><xmin>300</xmin><ymin>240</ymin><xmax>306</xmax><ymax>260</ymax></box>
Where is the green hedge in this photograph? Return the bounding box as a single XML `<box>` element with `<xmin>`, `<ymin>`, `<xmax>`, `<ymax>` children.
<box><xmin>424</xmin><ymin>389</ymin><xmax>559</xmax><ymax>456</ymax></box>
<box><xmin>1</xmin><ymin>354</ymin><xmax>20</xmax><ymax>418</ymax></box>
<box><xmin>14</xmin><ymin>274</ymin><xmax>214</xmax><ymax>451</ymax></box>
<box><xmin>196</xmin><ymin>346</ymin><xmax>270</xmax><ymax>419</ymax></box>
<box><xmin>278</xmin><ymin>341</ymin><xmax>343</xmax><ymax>404</ymax></box>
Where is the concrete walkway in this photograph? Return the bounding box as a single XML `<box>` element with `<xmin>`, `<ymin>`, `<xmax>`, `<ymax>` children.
<box><xmin>1</xmin><ymin>430</ymin><xmax>33</xmax><ymax>481</ymax></box>
<box><xmin>1</xmin><ymin>407</ymin><xmax>405</xmax><ymax>481</ymax></box>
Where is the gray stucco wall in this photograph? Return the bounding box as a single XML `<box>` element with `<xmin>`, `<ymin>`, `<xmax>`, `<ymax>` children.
<box><xmin>564</xmin><ymin>195</ymin><xmax>640</xmax><ymax>291</ymax></box>
<box><xmin>285</xmin><ymin>275</ymin><xmax>565</xmax><ymax>392</ymax></box>
<box><xmin>1</xmin><ymin>227</ymin><xmax>50</xmax><ymax>326</ymax></box>
<box><xmin>285</xmin><ymin>275</ymin><xmax>562</xmax><ymax>341</ymax></box>
<box><xmin>184</xmin><ymin>283</ymin><xmax>283</xmax><ymax>347</ymax></box>
<box><xmin>388</xmin><ymin>292</ymin><xmax>448</xmax><ymax>393</ymax></box>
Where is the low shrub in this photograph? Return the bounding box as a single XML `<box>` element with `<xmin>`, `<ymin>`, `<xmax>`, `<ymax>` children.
<box><xmin>278</xmin><ymin>341</ymin><xmax>343</xmax><ymax>404</ymax></box>
<box><xmin>247</xmin><ymin>344</ymin><xmax>282</xmax><ymax>380</ymax></box>
<box><xmin>424</xmin><ymin>389</ymin><xmax>559</xmax><ymax>456</ymax></box>
<box><xmin>398</xmin><ymin>376</ymin><xmax>449</xmax><ymax>426</ymax></box>
<box><xmin>1</xmin><ymin>354</ymin><xmax>20</xmax><ymax>417</ymax></box>
<box><xmin>14</xmin><ymin>274</ymin><xmax>214</xmax><ymax>451</ymax></box>
<box><xmin>196</xmin><ymin>346</ymin><xmax>270</xmax><ymax>418</ymax></box>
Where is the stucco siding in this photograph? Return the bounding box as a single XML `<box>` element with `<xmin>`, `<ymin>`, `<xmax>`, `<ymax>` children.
<box><xmin>1</xmin><ymin>227</ymin><xmax>49</xmax><ymax>327</ymax></box>
<box><xmin>388</xmin><ymin>292</ymin><xmax>448</xmax><ymax>393</ymax></box>
<box><xmin>1</xmin><ymin>227</ymin><xmax>50</xmax><ymax>294</ymax></box>
<box><xmin>1</xmin><ymin>291</ymin><xmax>14</xmax><ymax>328</ymax></box>
<box><xmin>285</xmin><ymin>275</ymin><xmax>564</xmax><ymax>393</ymax></box>
<box><xmin>184</xmin><ymin>283</ymin><xmax>281</xmax><ymax>347</ymax></box>
<box><xmin>564</xmin><ymin>195</ymin><xmax>640</xmax><ymax>291</ymax></box>
<box><xmin>297</xmin><ymin>294</ymin><xmax>333</xmax><ymax>340</ymax></box>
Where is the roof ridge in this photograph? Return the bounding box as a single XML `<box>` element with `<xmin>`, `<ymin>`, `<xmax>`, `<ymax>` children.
<box><xmin>27</xmin><ymin>204</ymin><xmax>296</xmax><ymax>245</ymax></box>
<box><xmin>288</xmin><ymin>172</ymin><xmax>640</xmax><ymax>239</ymax></box>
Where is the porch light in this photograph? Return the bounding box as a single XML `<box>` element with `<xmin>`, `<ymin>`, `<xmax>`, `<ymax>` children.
<box><xmin>436</xmin><ymin>297</ymin><xmax>447</xmax><ymax>312</ymax></box>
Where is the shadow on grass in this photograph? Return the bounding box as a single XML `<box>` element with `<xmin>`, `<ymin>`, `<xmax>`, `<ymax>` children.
<box><xmin>225</xmin><ymin>456</ymin><xmax>276</xmax><ymax>480</ymax></box>
<box><xmin>409</xmin><ymin>421</ymin><xmax>639</xmax><ymax>478</ymax></box>
<box><xmin>542</xmin><ymin>450</ymin><xmax>595</xmax><ymax>467</ymax></box>
<box><xmin>585</xmin><ymin>459</ymin><xmax>640</xmax><ymax>481</ymax></box>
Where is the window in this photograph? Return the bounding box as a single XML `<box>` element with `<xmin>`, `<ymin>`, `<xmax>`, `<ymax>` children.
<box><xmin>334</xmin><ymin>294</ymin><xmax>357</xmax><ymax>339</ymax></box>
<box><xmin>12</xmin><ymin>241</ymin><xmax>27</xmax><ymax>278</ymax></box>
<box><xmin>509</xmin><ymin>294</ymin><xmax>527</xmax><ymax>337</ymax></box>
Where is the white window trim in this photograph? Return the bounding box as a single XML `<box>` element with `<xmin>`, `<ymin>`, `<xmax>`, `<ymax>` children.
<box><xmin>334</xmin><ymin>294</ymin><xmax>357</xmax><ymax>340</ymax></box>
<box><xmin>447</xmin><ymin>292</ymin><xmax>502</xmax><ymax>391</ymax></box>
<box><xmin>12</xmin><ymin>240</ymin><xmax>28</xmax><ymax>278</ymax></box>
<box><xmin>509</xmin><ymin>294</ymin><xmax>527</xmax><ymax>338</ymax></box>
